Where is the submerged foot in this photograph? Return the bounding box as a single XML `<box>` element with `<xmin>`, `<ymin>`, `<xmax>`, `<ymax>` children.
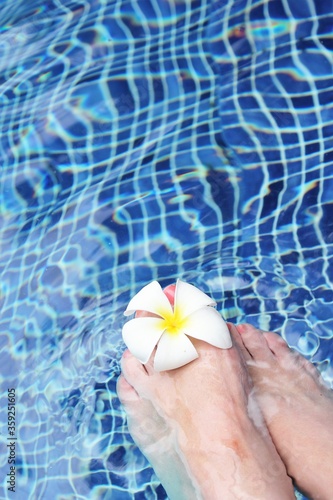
<box><xmin>235</xmin><ymin>323</ymin><xmax>333</xmax><ymax>499</ymax></box>
<box><xmin>117</xmin><ymin>374</ymin><xmax>197</xmax><ymax>498</ymax></box>
<box><xmin>118</xmin><ymin>288</ymin><xmax>294</xmax><ymax>499</ymax></box>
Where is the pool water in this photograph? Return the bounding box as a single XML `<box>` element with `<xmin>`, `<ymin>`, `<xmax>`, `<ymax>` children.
<box><xmin>0</xmin><ymin>0</ymin><xmax>332</xmax><ymax>498</ymax></box>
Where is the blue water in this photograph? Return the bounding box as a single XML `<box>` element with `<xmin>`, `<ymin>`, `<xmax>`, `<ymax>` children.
<box><xmin>0</xmin><ymin>0</ymin><xmax>332</xmax><ymax>498</ymax></box>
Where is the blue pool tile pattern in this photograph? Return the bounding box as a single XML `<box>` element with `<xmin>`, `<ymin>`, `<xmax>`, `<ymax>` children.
<box><xmin>0</xmin><ymin>0</ymin><xmax>332</xmax><ymax>498</ymax></box>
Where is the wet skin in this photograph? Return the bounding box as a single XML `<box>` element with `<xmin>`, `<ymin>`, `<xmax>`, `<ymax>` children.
<box><xmin>118</xmin><ymin>286</ymin><xmax>295</xmax><ymax>499</ymax></box>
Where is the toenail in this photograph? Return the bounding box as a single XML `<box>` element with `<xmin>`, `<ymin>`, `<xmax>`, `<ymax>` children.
<box><xmin>163</xmin><ymin>283</ymin><xmax>176</xmax><ymax>304</ymax></box>
<box><xmin>235</xmin><ymin>324</ymin><xmax>247</xmax><ymax>334</ymax></box>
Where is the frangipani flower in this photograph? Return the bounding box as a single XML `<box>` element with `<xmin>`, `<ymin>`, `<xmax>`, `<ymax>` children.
<box><xmin>122</xmin><ymin>279</ymin><xmax>232</xmax><ymax>371</ymax></box>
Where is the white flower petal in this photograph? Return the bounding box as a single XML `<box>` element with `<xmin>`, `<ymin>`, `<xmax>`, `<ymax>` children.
<box><xmin>153</xmin><ymin>332</ymin><xmax>199</xmax><ymax>371</ymax></box>
<box><xmin>124</xmin><ymin>281</ymin><xmax>173</xmax><ymax>317</ymax></box>
<box><xmin>174</xmin><ymin>279</ymin><xmax>216</xmax><ymax>319</ymax></box>
<box><xmin>122</xmin><ymin>317</ymin><xmax>166</xmax><ymax>363</ymax></box>
<box><xmin>183</xmin><ymin>307</ymin><xmax>232</xmax><ymax>349</ymax></box>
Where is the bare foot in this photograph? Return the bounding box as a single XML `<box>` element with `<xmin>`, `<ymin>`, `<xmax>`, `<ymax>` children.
<box><xmin>118</xmin><ymin>290</ymin><xmax>294</xmax><ymax>499</ymax></box>
<box><xmin>117</xmin><ymin>375</ymin><xmax>198</xmax><ymax>498</ymax></box>
<box><xmin>235</xmin><ymin>323</ymin><xmax>333</xmax><ymax>500</ymax></box>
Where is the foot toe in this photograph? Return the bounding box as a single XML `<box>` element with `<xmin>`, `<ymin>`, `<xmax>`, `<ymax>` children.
<box><xmin>228</xmin><ymin>323</ymin><xmax>251</xmax><ymax>361</ymax></box>
<box><xmin>262</xmin><ymin>331</ymin><xmax>290</xmax><ymax>357</ymax></box>
<box><xmin>121</xmin><ymin>349</ymin><xmax>148</xmax><ymax>385</ymax></box>
<box><xmin>236</xmin><ymin>323</ymin><xmax>273</xmax><ymax>361</ymax></box>
<box><xmin>117</xmin><ymin>374</ymin><xmax>140</xmax><ymax>405</ymax></box>
<box><xmin>262</xmin><ymin>332</ymin><xmax>318</xmax><ymax>377</ymax></box>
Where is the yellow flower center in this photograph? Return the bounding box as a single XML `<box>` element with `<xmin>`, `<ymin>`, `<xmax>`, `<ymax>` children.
<box><xmin>162</xmin><ymin>309</ymin><xmax>185</xmax><ymax>336</ymax></box>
